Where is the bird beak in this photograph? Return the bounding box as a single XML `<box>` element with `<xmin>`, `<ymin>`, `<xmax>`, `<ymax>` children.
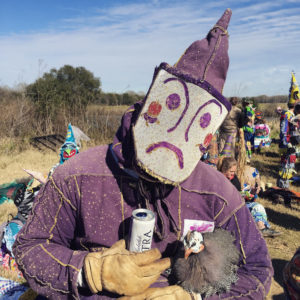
<box><xmin>184</xmin><ymin>244</ymin><xmax>205</xmax><ymax>259</ymax></box>
<box><xmin>184</xmin><ymin>248</ymin><xmax>193</xmax><ymax>259</ymax></box>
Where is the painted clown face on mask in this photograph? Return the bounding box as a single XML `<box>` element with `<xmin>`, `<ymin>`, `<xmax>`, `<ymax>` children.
<box><xmin>59</xmin><ymin>142</ymin><xmax>79</xmax><ymax>164</ymax></box>
<box><xmin>133</xmin><ymin>65</ymin><xmax>230</xmax><ymax>184</ymax></box>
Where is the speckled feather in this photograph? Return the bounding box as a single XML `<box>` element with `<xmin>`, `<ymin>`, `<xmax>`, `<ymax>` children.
<box><xmin>172</xmin><ymin>228</ymin><xmax>240</xmax><ymax>297</ymax></box>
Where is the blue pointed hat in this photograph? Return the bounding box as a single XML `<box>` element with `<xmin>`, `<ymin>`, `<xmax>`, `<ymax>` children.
<box><xmin>66</xmin><ymin>123</ymin><xmax>76</xmax><ymax>144</ymax></box>
<box><xmin>59</xmin><ymin>123</ymin><xmax>79</xmax><ymax>164</ymax></box>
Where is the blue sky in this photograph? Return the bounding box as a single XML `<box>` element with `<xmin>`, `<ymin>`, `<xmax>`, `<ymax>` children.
<box><xmin>1</xmin><ymin>0</ymin><xmax>300</xmax><ymax>97</ymax></box>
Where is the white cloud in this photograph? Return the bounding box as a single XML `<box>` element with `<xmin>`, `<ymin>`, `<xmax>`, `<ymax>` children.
<box><xmin>0</xmin><ymin>0</ymin><xmax>299</xmax><ymax>96</ymax></box>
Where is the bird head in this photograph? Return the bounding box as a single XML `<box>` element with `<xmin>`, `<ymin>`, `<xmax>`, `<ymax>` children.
<box><xmin>183</xmin><ymin>230</ymin><xmax>205</xmax><ymax>259</ymax></box>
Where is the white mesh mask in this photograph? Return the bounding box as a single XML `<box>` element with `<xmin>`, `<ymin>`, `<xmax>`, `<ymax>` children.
<box><xmin>133</xmin><ymin>68</ymin><xmax>229</xmax><ymax>184</ymax></box>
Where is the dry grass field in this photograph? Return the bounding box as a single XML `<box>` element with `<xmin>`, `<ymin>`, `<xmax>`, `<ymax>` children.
<box><xmin>0</xmin><ymin>148</ymin><xmax>60</xmax><ymax>285</ymax></box>
<box><xmin>250</xmin><ymin>150</ymin><xmax>300</xmax><ymax>299</ymax></box>
<box><xmin>0</xmin><ymin>118</ymin><xmax>299</xmax><ymax>298</ymax></box>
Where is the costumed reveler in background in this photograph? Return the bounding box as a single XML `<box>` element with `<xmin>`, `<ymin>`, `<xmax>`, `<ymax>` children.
<box><xmin>277</xmin><ymin>72</ymin><xmax>300</xmax><ymax>188</ymax></box>
<box><xmin>218</xmin><ymin>97</ymin><xmax>243</xmax><ymax>159</ymax></box>
<box><xmin>242</xmin><ymin>98</ymin><xmax>255</xmax><ymax>161</ymax></box>
<box><xmin>24</xmin><ymin>123</ymin><xmax>85</xmax><ymax>184</ymax></box>
<box><xmin>201</xmin><ymin>132</ymin><xmax>219</xmax><ymax>169</ymax></box>
<box><xmin>49</xmin><ymin>123</ymin><xmax>81</xmax><ymax>177</ymax></box>
<box><xmin>253</xmin><ymin>111</ymin><xmax>271</xmax><ymax>153</ymax></box>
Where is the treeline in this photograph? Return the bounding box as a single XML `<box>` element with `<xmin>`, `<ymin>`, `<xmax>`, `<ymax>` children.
<box><xmin>0</xmin><ymin>65</ymin><xmax>145</xmax><ymax>149</ymax></box>
<box><xmin>0</xmin><ymin>65</ymin><xmax>144</xmax><ymax>137</ymax></box>
<box><xmin>97</xmin><ymin>93</ymin><xmax>288</xmax><ymax>106</ymax></box>
<box><xmin>97</xmin><ymin>91</ymin><xmax>145</xmax><ymax>106</ymax></box>
<box><xmin>0</xmin><ymin>64</ymin><xmax>288</xmax><ymax>151</ymax></box>
<box><xmin>240</xmin><ymin>95</ymin><xmax>287</xmax><ymax>104</ymax></box>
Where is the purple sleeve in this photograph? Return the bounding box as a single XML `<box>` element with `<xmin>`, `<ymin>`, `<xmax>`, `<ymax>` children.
<box><xmin>13</xmin><ymin>175</ymin><xmax>88</xmax><ymax>299</ymax></box>
<box><xmin>208</xmin><ymin>204</ymin><xmax>273</xmax><ymax>299</ymax></box>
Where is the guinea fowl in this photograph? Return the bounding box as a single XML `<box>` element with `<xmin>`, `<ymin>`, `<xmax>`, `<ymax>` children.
<box><xmin>171</xmin><ymin>228</ymin><xmax>240</xmax><ymax>298</ymax></box>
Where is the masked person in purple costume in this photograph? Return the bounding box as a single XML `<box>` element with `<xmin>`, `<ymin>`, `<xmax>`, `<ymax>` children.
<box><xmin>13</xmin><ymin>9</ymin><xmax>273</xmax><ymax>300</ymax></box>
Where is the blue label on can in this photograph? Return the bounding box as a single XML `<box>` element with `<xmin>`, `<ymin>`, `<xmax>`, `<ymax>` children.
<box><xmin>136</xmin><ymin>212</ymin><xmax>148</xmax><ymax>218</ymax></box>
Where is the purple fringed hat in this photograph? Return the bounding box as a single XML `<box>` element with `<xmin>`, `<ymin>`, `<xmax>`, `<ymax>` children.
<box><xmin>174</xmin><ymin>8</ymin><xmax>231</xmax><ymax>95</ymax></box>
<box><xmin>133</xmin><ymin>9</ymin><xmax>232</xmax><ymax>185</ymax></box>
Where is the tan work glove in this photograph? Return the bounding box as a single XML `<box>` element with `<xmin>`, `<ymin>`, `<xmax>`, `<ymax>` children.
<box><xmin>119</xmin><ymin>285</ymin><xmax>200</xmax><ymax>300</ymax></box>
<box><xmin>83</xmin><ymin>239</ymin><xmax>170</xmax><ymax>296</ymax></box>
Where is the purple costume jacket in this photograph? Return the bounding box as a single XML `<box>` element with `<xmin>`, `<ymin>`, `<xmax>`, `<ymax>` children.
<box><xmin>13</xmin><ymin>103</ymin><xmax>273</xmax><ymax>299</ymax></box>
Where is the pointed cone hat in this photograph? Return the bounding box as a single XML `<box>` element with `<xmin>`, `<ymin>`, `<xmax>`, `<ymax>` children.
<box><xmin>174</xmin><ymin>8</ymin><xmax>232</xmax><ymax>94</ymax></box>
<box><xmin>220</xmin><ymin>134</ymin><xmax>234</xmax><ymax>157</ymax></box>
<box><xmin>59</xmin><ymin>123</ymin><xmax>79</xmax><ymax>165</ymax></box>
<box><xmin>289</xmin><ymin>72</ymin><xmax>300</xmax><ymax>105</ymax></box>
<box><xmin>65</xmin><ymin>123</ymin><xmax>76</xmax><ymax>144</ymax></box>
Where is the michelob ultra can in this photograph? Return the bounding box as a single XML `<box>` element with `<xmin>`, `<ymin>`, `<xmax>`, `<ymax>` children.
<box><xmin>129</xmin><ymin>208</ymin><xmax>155</xmax><ymax>252</ymax></box>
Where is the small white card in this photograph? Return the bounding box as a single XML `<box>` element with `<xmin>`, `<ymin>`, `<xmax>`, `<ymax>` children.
<box><xmin>182</xmin><ymin>219</ymin><xmax>215</xmax><ymax>239</ymax></box>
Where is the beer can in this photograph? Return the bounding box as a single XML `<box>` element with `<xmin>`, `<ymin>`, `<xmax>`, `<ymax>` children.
<box><xmin>129</xmin><ymin>208</ymin><xmax>155</xmax><ymax>252</ymax></box>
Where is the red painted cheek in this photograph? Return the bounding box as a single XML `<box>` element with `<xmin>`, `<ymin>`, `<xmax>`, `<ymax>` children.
<box><xmin>148</xmin><ymin>101</ymin><xmax>162</xmax><ymax>117</ymax></box>
<box><xmin>203</xmin><ymin>133</ymin><xmax>213</xmax><ymax>147</ymax></box>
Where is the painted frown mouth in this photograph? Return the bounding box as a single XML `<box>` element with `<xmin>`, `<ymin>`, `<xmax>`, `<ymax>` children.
<box><xmin>145</xmin><ymin>142</ymin><xmax>184</xmax><ymax>169</ymax></box>
<box><xmin>63</xmin><ymin>149</ymin><xmax>77</xmax><ymax>159</ymax></box>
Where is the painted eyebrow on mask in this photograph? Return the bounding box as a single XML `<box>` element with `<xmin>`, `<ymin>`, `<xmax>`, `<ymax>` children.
<box><xmin>163</xmin><ymin>77</ymin><xmax>189</xmax><ymax>133</ymax></box>
<box><xmin>185</xmin><ymin>99</ymin><xmax>222</xmax><ymax>142</ymax></box>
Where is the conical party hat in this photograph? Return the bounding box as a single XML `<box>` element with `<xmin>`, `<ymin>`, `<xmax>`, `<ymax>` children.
<box><xmin>220</xmin><ymin>134</ymin><xmax>234</xmax><ymax>157</ymax></box>
<box><xmin>66</xmin><ymin>123</ymin><xmax>76</xmax><ymax>143</ymax></box>
<box><xmin>59</xmin><ymin>123</ymin><xmax>79</xmax><ymax>164</ymax></box>
<box><xmin>174</xmin><ymin>8</ymin><xmax>231</xmax><ymax>93</ymax></box>
<box><xmin>288</xmin><ymin>72</ymin><xmax>300</xmax><ymax>105</ymax></box>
